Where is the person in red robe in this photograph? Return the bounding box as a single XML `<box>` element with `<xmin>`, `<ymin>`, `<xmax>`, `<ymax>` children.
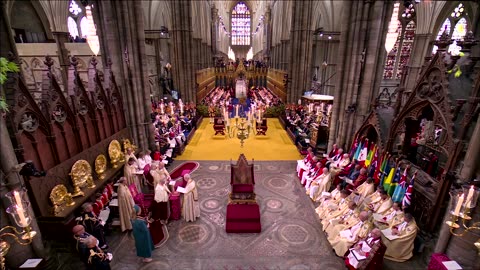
<box><xmin>344</xmin><ymin>228</ymin><xmax>386</xmax><ymax>270</ymax></box>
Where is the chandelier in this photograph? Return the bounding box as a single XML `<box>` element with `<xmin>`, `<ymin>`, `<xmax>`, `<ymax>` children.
<box><xmin>224</xmin><ymin>108</ymin><xmax>255</xmax><ymax>147</ymax></box>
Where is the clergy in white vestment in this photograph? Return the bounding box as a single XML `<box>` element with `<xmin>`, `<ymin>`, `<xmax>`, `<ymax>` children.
<box><xmin>374</xmin><ymin>201</ymin><xmax>404</xmax><ymax>229</ymax></box>
<box><xmin>349</xmin><ymin>177</ymin><xmax>375</xmax><ymax>205</ymax></box>
<box><xmin>182</xmin><ymin>174</ymin><xmax>200</xmax><ymax>222</ymax></box>
<box><xmin>303</xmin><ymin>163</ymin><xmax>323</xmax><ymax>188</ymax></box>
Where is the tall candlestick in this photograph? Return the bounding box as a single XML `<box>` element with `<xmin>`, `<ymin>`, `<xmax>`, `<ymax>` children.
<box><xmin>465</xmin><ymin>185</ymin><xmax>475</xmax><ymax>208</ymax></box>
<box><xmin>454</xmin><ymin>193</ymin><xmax>464</xmax><ymax>216</ymax></box>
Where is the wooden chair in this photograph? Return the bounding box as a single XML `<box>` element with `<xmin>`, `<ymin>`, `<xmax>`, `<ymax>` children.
<box><xmin>229</xmin><ymin>154</ymin><xmax>256</xmax><ymax>203</ymax></box>
<box><xmin>214</xmin><ymin>117</ymin><xmax>226</xmax><ymax>135</ymax></box>
<box><xmin>256</xmin><ymin>119</ymin><xmax>268</xmax><ymax>135</ymax></box>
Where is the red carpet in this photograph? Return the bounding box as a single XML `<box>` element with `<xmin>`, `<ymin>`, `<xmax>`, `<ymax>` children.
<box><xmin>169</xmin><ymin>162</ymin><xmax>199</xmax><ymax>180</ymax></box>
<box><xmin>226</xmin><ymin>203</ymin><xmax>262</xmax><ymax>233</ymax></box>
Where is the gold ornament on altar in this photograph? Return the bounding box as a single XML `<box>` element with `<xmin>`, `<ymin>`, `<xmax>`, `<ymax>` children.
<box><xmin>49</xmin><ymin>184</ymin><xmax>75</xmax><ymax>216</ymax></box>
<box><xmin>108</xmin><ymin>140</ymin><xmax>123</xmax><ymax>168</ymax></box>
<box><xmin>70</xmin><ymin>160</ymin><xmax>95</xmax><ymax>197</ymax></box>
<box><xmin>95</xmin><ymin>154</ymin><xmax>107</xmax><ymax>179</ymax></box>
<box><xmin>122</xmin><ymin>138</ymin><xmax>137</xmax><ymax>153</ymax></box>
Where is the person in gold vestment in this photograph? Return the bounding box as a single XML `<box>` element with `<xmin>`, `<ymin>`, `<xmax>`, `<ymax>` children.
<box><xmin>329</xmin><ymin>211</ymin><xmax>373</xmax><ymax>256</ymax></box>
<box><xmin>117</xmin><ymin>177</ymin><xmax>135</xmax><ymax>232</ymax></box>
<box><xmin>350</xmin><ymin>178</ymin><xmax>375</xmax><ymax>205</ymax></box>
<box><xmin>323</xmin><ymin>201</ymin><xmax>358</xmax><ymax>234</ymax></box>
<box><xmin>373</xmin><ymin>202</ymin><xmax>404</xmax><ymax>229</ymax></box>
<box><xmin>382</xmin><ymin>213</ymin><xmax>418</xmax><ymax>262</ymax></box>
<box><xmin>367</xmin><ymin>189</ymin><xmax>393</xmax><ymax>215</ymax></box>
<box><xmin>317</xmin><ymin>189</ymin><xmax>351</xmax><ymax>219</ymax></box>
<box><xmin>124</xmin><ymin>158</ymin><xmax>142</xmax><ymax>192</ymax></box>
<box><xmin>307</xmin><ymin>168</ymin><xmax>331</xmax><ymax>201</ymax></box>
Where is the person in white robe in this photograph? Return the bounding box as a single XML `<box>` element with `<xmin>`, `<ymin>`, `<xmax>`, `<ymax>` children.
<box><xmin>368</xmin><ymin>189</ymin><xmax>393</xmax><ymax>215</ymax></box>
<box><xmin>182</xmin><ymin>174</ymin><xmax>200</xmax><ymax>222</ymax></box>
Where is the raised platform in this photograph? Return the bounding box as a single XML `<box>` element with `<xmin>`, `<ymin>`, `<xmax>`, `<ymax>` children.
<box><xmin>225</xmin><ymin>203</ymin><xmax>261</xmax><ymax>233</ymax></box>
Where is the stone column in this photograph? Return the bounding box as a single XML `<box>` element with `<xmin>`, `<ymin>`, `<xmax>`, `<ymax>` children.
<box><xmin>95</xmin><ymin>0</ymin><xmax>154</xmax><ymax>150</ymax></box>
<box><xmin>170</xmin><ymin>0</ymin><xmax>195</xmax><ymax>103</ymax></box>
<box><xmin>264</xmin><ymin>6</ymin><xmax>272</xmax><ymax>56</ymax></box>
<box><xmin>211</xmin><ymin>5</ymin><xmax>219</xmax><ymax>58</ymax></box>
<box><xmin>287</xmin><ymin>1</ymin><xmax>313</xmax><ymax>102</ymax></box>
<box><xmin>51</xmin><ymin>31</ymin><xmax>70</xmax><ymax>92</ymax></box>
<box><xmin>0</xmin><ymin>3</ymin><xmax>45</xmax><ymax>266</ymax></box>
<box><xmin>460</xmin><ymin>118</ymin><xmax>480</xmax><ymax>180</ymax></box>
<box><xmin>329</xmin><ymin>1</ymin><xmax>391</xmax><ymax>149</ymax></box>
<box><xmin>405</xmin><ymin>33</ymin><xmax>432</xmax><ymax>92</ymax></box>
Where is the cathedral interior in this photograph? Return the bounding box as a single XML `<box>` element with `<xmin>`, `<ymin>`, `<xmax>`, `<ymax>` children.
<box><xmin>0</xmin><ymin>0</ymin><xmax>479</xmax><ymax>269</ymax></box>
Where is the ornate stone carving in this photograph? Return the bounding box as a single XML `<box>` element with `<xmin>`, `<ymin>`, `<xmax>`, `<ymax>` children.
<box><xmin>52</xmin><ymin>105</ymin><xmax>67</xmax><ymax>123</ymax></box>
<box><xmin>18</xmin><ymin>112</ymin><xmax>39</xmax><ymax>132</ymax></box>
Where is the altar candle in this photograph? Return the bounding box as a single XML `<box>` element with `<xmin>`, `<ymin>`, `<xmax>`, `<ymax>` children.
<box><xmin>454</xmin><ymin>193</ymin><xmax>464</xmax><ymax>216</ymax></box>
<box><xmin>17</xmin><ymin>206</ymin><xmax>28</xmax><ymax>227</ymax></box>
<box><xmin>180</xmin><ymin>104</ymin><xmax>183</xmax><ymax>114</ymax></box>
<box><xmin>160</xmin><ymin>103</ymin><xmax>164</xmax><ymax>114</ymax></box>
<box><xmin>465</xmin><ymin>185</ymin><xmax>475</xmax><ymax>208</ymax></box>
<box><xmin>235</xmin><ymin>105</ymin><xmax>239</xmax><ymax>118</ymax></box>
<box><xmin>13</xmin><ymin>191</ymin><xmax>23</xmax><ymax>209</ymax></box>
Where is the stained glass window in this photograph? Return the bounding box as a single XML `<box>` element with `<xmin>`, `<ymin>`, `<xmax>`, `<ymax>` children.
<box><xmin>68</xmin><ymin>16</ymin><xmax>79</xmax><ymax>38</ymax></box>
<box><xmin>80</xmin><ymin>17</ymin><xmax>88</xmax><ymax>38</ymax></box>
<box><xmin>432</xmin><ymin>19</ymin><xmax>451</xmax><ymax>55</ymax></box>
<box><xmin>69</xmin><ymin>0</ymin><xmax>82</xmax><ymax>16</ymax></box>
<box><xmin>231</xmin><ymin>2</ymin><xmax>250</xmax><ymax>46</ymax></box>
<box><xmin>383</xmin><ymin>22</ymin><xmax>402</xmax><ymax>80</ymax></box>
<box><xmin>449</xmin><ymin>18</ymin><xmax>467</xmax><ymax>56</ymax></box>
<box><xmin>432</xmin><ymin>3</ymin><xmax>468</xmax><ymax>56</ymax></box>
<box><xmin>396</xmin><ymin>21</ymin><xmax>416</xmax><ymax>79</ymax></box>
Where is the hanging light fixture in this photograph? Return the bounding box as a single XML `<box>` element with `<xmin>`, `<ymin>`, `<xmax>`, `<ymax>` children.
<box><xmin>385</xmin><ymin>2</ymin><xmax>401</xmax><ymax>53</ymax></box>
<box><xmin>85</xmin><ymin>5</ymin><xmax>100</xmax><ymax>56</ymax></box>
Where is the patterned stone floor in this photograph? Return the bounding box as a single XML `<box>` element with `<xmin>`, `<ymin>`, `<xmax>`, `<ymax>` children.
<box><xmin>110</xmin><ymin>160</ymin><xmax>345</xmax><ymax>270</ymax></box>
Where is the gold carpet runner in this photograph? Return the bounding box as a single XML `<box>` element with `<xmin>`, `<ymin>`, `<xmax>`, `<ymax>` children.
<box><xmin>176</xmin><ymin>118</ymin><xmax>302</xmax><ymax>161</ymax></box>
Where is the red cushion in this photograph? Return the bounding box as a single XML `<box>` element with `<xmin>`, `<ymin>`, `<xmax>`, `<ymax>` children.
<box><xmin>226</xmin><ymin>203</ymin><xmax>260</xmax><ymax>221</ymax></box>
<box><xmin>232</xmin><ymin>184</ymin><xmax>254</xmax><ymax>193</ymax></box>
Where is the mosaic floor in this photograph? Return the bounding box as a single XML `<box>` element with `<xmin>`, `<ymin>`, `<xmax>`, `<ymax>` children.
<box><xmin>110</xmin><ymin>160</ymin><xmax>345</xmax><ymax>270</ymax></box>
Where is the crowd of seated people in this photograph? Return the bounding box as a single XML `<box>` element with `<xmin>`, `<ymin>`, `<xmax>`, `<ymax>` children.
<box><xmin>201</xmin><ymin>86</ymin><xmax>282</xmax><ymax>127</ymax></box>
<box><xmin>296</xmin><ymin>144</ymin><xmax>419</xmax><ymax>269</ymax></box>
<box><xmin>151</xmin><ymin>99</ymin><xmax>197</xmax><ymax>161</ymax></box>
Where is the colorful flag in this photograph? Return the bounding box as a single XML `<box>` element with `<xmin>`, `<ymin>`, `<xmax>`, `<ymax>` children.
<box><xmin>402</xmin><ymin>173</ymin><xmax>416</xmax><ymax>209</ymax></box>
<box><xmin>364</xmin><ymin>145</ymin><xmax>376</xmax><ymax>167</ymax></box>
<box><xmin>387</xmin><ymin>166</ymin><xmax>401</xmax><ymax>196</ymax></box>
<box><xmin>373</xmin><ymin>152</ymin><xmax>384</xmax><ymax>184</ymax></box>
<box><xmin>379</xmin><ymin>156</ymin><xmax>390</xmax><ymax>186</ymax></box>
<box><xmin>383</xmin><ymin>166</ymin><xmax>396</xmax><ymax>191</ymax></box>
<box><xmin>392</xmin><ymin>168</ymin><xmax>408</xmax><ymax>203</ymax></box>
<box><xmin>368</xmin><ymin>150</ymin><xmax>379</xmax><ymax>178</ymax></box>
<box><xmin>353</xmin><ymin>141</ymin><xmax>363</xmax><ymax>161</ymax></box>
<box><xmin>349</xmin><ymin>137</ymin><xmax>359</xmax><ymax>158</ymax></box>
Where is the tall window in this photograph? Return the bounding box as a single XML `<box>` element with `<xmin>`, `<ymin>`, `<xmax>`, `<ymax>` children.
<box><xmin>231</xmin><ymin>2</ymin><xmax>250</xmax><ymax>46</ymax></box>
<box><xmin>67</xmin><ymin>0</ymin><xmax>85</xmax><ymax>39</ymax></box>
<box><xmin>432</xmin><ymin>3</ymin><xmax>468</xmax><ymax>55</ymax></box>
<box><xmin>382</xmin><ymin>14</ymin><xmax>416</xmax><ymax>80</ymax></box>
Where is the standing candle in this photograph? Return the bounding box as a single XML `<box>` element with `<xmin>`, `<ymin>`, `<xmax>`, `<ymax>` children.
<box><xmin>13</xmin><ymin>191</ymin><xmax>23</xmax><ymax>209</ymax></box>
<box><xmin>465</xmin><ymin>185</ymin><xmax>475</xmax><ymax>208</ymax></box>
<box><xmin>17</xmin><ymin>206</ymin><xmax>28</xmax><ymax>227</ymax></box>
<box><xmin>235</xmin><ymin>105</ymin><xmax>239</xmax><ymax>118</ymax></box>
<box><xmin>454</xmin><ymin>193</ymin><xmax>464</xmax><ymax>216</ymax></box>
